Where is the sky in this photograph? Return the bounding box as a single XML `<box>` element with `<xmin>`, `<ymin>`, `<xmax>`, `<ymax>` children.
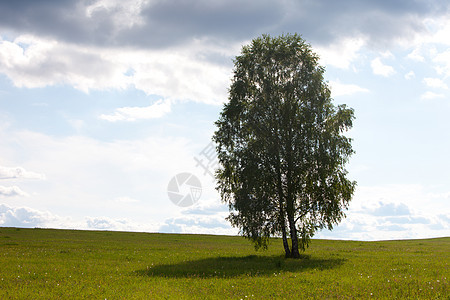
<box><xmin>0</xmin><ymin>0</ymin><xmax>449</xmax><ymax>241</ymax></box>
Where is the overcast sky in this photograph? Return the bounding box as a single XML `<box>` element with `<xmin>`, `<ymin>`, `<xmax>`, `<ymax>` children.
<box><xmin>0</xmin><ymin>0</ymin><xmax>449</xmax><ymax>240</ymax></box>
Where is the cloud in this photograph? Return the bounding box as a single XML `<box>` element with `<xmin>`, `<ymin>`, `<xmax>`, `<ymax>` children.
<box><xmin>0</xmin><ymin>125</ymin><xmax>199</xmax><ymax>223</ymax></box>
<box><xmin>317</xmin><ymin>203</ymin><xmax>449</xmax><ymax>241</ymax></box>
<box><xmin>0</xmin><ymin>204</ymin><xmax>56</xmax><ymax>227</ymax></box>
<box><xmin>183</xmin><ymin>203</ymin><xmax>228</xmax><ymax>216</ymax></box>
<box><xmin>405</xmin><ymin>71</ymin><xmax>415</xmax><ymax>80</ymax></box>
<box><xmin>0</xmin><ymin>0</ymin><xmax>282</xmax><ymax>49</ymax></box>
<box><xmin>1</xmin><ymin>1</ymin><xmax>450</xmax><ymax>241</ymax></box>
<box><xmin>316</xmin><ymin>37</ymin><xmax>365</xmax><ymax>69</ymax></box>
<box><xmin>371</xmin><ymin>57</ymin><xmax>396</xmax><ymax>77</ymax></box>
<box><xmin>369</xmin><ymin>202</ymin><xmax>411</xmax><ymax>217</ymax></box>
<box><xmin>384</xmin><ymin>216</ymin><xmax>430</xmax><ymax>225</ymax></box>
<box><xmin>380</xmin><ymin>51</ymin><xmax>394</xmax><ymax>59</ymax></box>
<box><xmin>433</xmin><ymin>50</ymin><xmax>450</xmax><ymax>77</ymax></box>
<box><xmin>135</xmin><ymin>0</ymin><xmax>283</xmax><ymax>47</ymax></box>
<box><xmin>408</xmin><ymin>17</ymin><xmax>450</xmax><ymax>81</ymax></box>
<box><xmin>281</xmin><ymin>1</ymin><xmax>450</xmax><ymax>49</ymax></box>
<box><xmin>407</xmin><ymin>48</ymin><xmax>425</xmax><ymax>62</ymax></box>
<box><xmin>99</xmin><ymin>99</ymin><xmax>171</xmax><ymax>121</ymax></box>
<box><xmin>423</xmin><ymin>77</ymin><xmax>448</xmax><ymax>89</ymax></box>
<box><xmin>423</xmin><ymin>15</ymin><xmax>450</xmax><ymax>46</ymax></box>
<box><xmin>421</xmin><ymin>91</ymin><xmax>445</xmax><ymax>100</ymax></box>
<box><xmin>0</xmin><ymin>203</ymin><xmax>160</xmax><ymax>231</ymax></box>
<box><xmin>128</xmin><ymin>43</ymin><xmax>231</xmax><ymax>104</ymax></box>
<box><xmin>0</xmin><ymin>35</ymin><xmax>231</xmax><ymax>104</ymax></box>
<box><xmin>328</xmin><ymin>80</ymin><xmax>369</xmax><ymax>97</ymax></box>
<box><xmin>85</xmin><ymin>216</ymin><xmax>149</xmax><ymax>231</ymax></box>
<box><xmin>1</xmin><ymin>1</ymin><xmax>450</xmax><ymax>104</ymax></box>
<box><xmin>0</xmin><ymin>165</ymin><xmax>46</xmax><ymax>180</ymax></box>
<box><xmin>114</xmin><ymin>196</ymin><xmax>140</xmax><ymax>204</ymax></box>
<box><xmin>316</xmin><ymin>184</ymin><xmax>450</xmax><ymax>241</ymax></box>
<box><xmin>0</xmin><ymin>186</ymin><xmax>29</xmax><ymax>197</ymax></box>
<box><xmin>0</xmin><ymin>1</ymin><xmax>448</xmax><ymax>51</ymax></box>
<box><xmin>0</xmin><ymin>35</ymin><xmax>132</xmax><ymax>92</ymax></box>
<box><xmin>429</xmin><ymin>191</ymin><xmax>450</xmax><ymax>200</ymax></box>
<box><xmin>85</xmin><ymin>0</ymin><xmax>147</xmax><ymax>30</ymax></box>
<box><xmin>159</xmin><ymin>215</ymin><xmax>234</xmax><ymax>235</ymax></box>
<box><xmin>158</xmin><ymin>199</ymin><xmax>235</xmax><ymax>235</ymax></box>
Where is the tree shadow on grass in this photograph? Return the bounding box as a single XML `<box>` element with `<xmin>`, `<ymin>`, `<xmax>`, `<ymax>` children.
<box><xmin>136</xmin><ymin>254</ymin><xmax>345</xmax><ymax>278</ymax></box>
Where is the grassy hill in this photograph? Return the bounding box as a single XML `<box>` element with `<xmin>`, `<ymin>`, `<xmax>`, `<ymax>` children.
<box><xmin>0</xmin><ymin>227</ymin><xmax>448</xmax><ymax>299</ymax></box>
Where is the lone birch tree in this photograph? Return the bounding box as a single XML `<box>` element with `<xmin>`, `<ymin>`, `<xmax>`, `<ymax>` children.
<box><xmin>213</xmin><ymin>34</ymin><xmax>356</xmax><ymax>258</ymax></box>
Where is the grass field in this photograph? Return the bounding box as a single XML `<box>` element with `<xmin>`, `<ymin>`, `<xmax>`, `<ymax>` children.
<box><xmin>0</xmin><ymin>227</ymin><xmax>448</xmax><ymax>299</ymax></box>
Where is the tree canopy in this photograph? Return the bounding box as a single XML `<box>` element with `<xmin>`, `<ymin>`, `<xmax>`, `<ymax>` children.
<box><xmin>213</xmin><ymin>33</ymin><xmax>356</xmax><ymax>258</ymax></box>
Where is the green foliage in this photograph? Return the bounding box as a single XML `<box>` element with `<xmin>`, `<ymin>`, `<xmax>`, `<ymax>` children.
<box><xmin>0</xmin><ymin>228</ymin><xmax>448</xmax><ymax>299</ymax></box>
<box><xmin>214</xmin><ymin>33</ymin><xmax>356</xmax><ymax>256</ymax></box>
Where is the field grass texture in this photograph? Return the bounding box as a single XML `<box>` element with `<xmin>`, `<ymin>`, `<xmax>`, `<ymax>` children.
<box><xmin>0</xmin><ymin>227</ymin><xmax>448</xmax><ymax>299</ymax></box>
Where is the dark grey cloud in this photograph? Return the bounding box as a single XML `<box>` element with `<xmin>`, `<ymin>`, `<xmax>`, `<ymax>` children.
<box><xmin>0</xmin><ymin>0</ymin><xmax>91</xmax><ymax>43</ymax></box>
<box><xmin>134</xmin><ymin>0</ymin><xmax>283</xmax><ymax>47</ymax></box>
<box><xmin>279</xmin><ymin>0</ymin><xmax>450</xmax><ymax>48</ymax></box>
<box><xmin>0</xmin><ymin>0</ymin><xmax>283</xmax><ymax>48</ymax></box>
<box><xmin>0</xmin><ymin>0</ymin><xmax>449</xmax><ymax>49</ymax></box>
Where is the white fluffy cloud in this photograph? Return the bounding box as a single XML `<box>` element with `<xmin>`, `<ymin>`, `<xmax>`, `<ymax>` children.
<box><xmin>0</xmin><ymin>35</ymin><xmax>231</xmax><ymax>105</ymax></box>
<box><xmin>404</xmin><ymin>71</ymin><xmax>415</xmax><ymax>80</ymax></box>
<box><xmin>317</xmin><ymin>37</ymin><xmax>365</xmax><ymax>69</ymax></box>
<box><xmin>421</xmin><ymin>91</ymin><xmax>445</xmax><ymax>100</ymax></box>
<box><xmin>0</xmin><ymin>203</ymin><xmax>160</xmax><ymax>231</ymax></box>
<box><xmin>0</xmin><ymin>124</ymin><xmax>203</xmax><ymax>223</ymax></box>
<box><xmin>328</xmin><ymin>80</ymin><xmax>369</xmax><ymax>97</ymax></box>
<box><xmin>407</xmin><ymin>48</ymin><xmax>425</xmax><ymax>62</ymax></box>
<box><xmin>159</xmin><ymin>214</ymin><xmax>235</xmax><ymax>236</ymax></box>
<box><xmin>433</xmin><ymin>50</ymin><xmax>450</xmax><ymax>77</ymax></box>
<box><xmin>0</xmin><ymin>186</ymin><xmax>29</xmax><ymax>197</ymax></box>
<box><xmin>0</xmin><ymin>35</ymin><xmax>131</xmax><ymax>92</ymax></box>
<box><xmin>371</xmin><ymin>57</ymin><xmax>396</xmax><ymax>77</ymax></box>
<box><xmin>423</xmin><ymin>16</ymin><xmax>450</xmax><ymax>46</ymax></box>
<box><xmin>423</xmin><ymin>77</ymin><xmax>448</xmax><ymax>89</ymax></box>
<box><xmin>99</xmin><ymin>99</ymin><xmax>171</xmax><ymax>121</ymax></box>
<box><xmin>85</xmin><ymin>216</ymin><xmax>159</xmax><ymax>232</ymax></box>
<box><xmin>0</xmin><ymin>165</ymin><xmax>46</xmax><ymax>180</ymax></box>
<box><xmin>0</xmin><ymin>166</ymin><xmax>44</xmax><ymax>198</ymax></box>
<box><xmin>317</xmin><ymin>184</ymin><xmax>450</xmax><ymax>240</ymax></box>
<box><xmin>0</xmin><ymin>204</ymin><xmax>58</xmax><ymax>227</ymax></box>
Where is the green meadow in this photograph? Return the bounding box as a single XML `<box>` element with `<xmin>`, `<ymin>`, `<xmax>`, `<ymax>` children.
<box><xmin>0</xmin><ymin>227</ymin><xmax>448</xmax><ymax>299</ymax></box>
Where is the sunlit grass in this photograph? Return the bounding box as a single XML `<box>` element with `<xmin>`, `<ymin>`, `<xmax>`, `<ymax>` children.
<box><xmin>0</xmin><ymin>227</ymin><xmax>448</xmax><ymax>299</ymax></box>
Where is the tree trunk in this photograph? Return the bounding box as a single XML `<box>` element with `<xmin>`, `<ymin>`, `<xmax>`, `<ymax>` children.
<box><xmin>277</xmin><ymin>183</ymin><xmax>290</xmax><ymax>257</ymax></box>
<box><xmin>279</xmin><ymin>205</ymin><xmax>291</xmax><ymax>258</ymax></box>
<box><xmin>282</xmin><ymin>232</ymin><xmax>290</xmax><ymax>258</ymax></box>
<box><xmin>286</xmin><ymin>146</ymin><xmax>301</xmax><ymax>257</ymax></box>
<box><xmin>275</xmin><ymin>151</ymin><xmax>291</xmax><ymax>258</ymax></box>
<box><xmin>285</xmin><ymin>146</ymin><xmax>300</xmax><ymax>258</ymax></box>
<box><xmin>285</xmin><ymin>183</ymin><xmax>300</xmax><ymax>258</ymax></box>
<box><xmin>283</xmin><ymin>111</ymin><xmax>301</xmax><ymax>259</ymax></box>
<box><xmin>288</xmin><ymin>214</ymin><xmax>300</xmax><ymax>258</ymax></box>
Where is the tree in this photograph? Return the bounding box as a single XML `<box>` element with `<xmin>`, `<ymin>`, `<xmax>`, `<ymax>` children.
<box><xmin>213</xmin><ymin>34</ymin><xmax>356</xmax><ymax>258</ymax></box>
